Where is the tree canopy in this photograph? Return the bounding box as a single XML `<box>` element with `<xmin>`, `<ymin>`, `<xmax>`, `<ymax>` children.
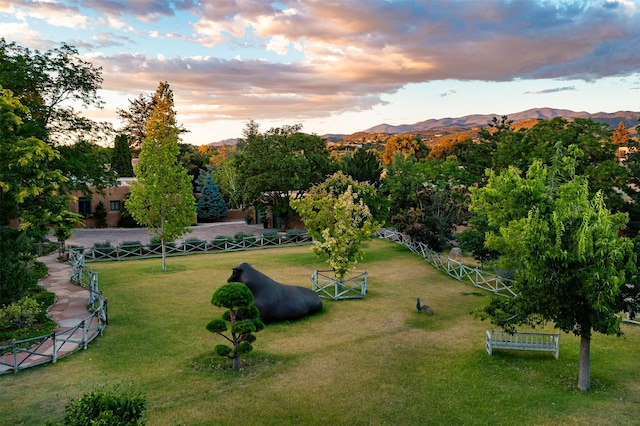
<box><xmin>235</xmin><ymin>122</ymin><xmax>336</xmax><ymax>228</ymax></box>
<box><xmin>470</xmin><ymin>145</ymin><xmax>634</xmax><ymax>391</ymax></box>
<box><xmin>0</xmin><ymin>38</ymin><xmax>108</xmax><ymax>145</ymax></box>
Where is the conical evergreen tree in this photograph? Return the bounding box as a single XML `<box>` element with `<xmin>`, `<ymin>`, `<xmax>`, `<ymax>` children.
<box><xmin>197</xmin><ymin>173</ymin><xmax>228</xmax><ymax>221</ymax></box>
<box><xmin>111</xmin><ymin>134</ymin><xmax>134</xmax><ymax>177</ymax></box>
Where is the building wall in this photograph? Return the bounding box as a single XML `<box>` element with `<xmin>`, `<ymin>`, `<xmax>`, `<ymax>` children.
<box><xmin>69</xmin><ymin>178</ymin><xmax>134</xmax><ymax>228</ymax></box>
<box><xmin>69</xmin><ymin>178</ymin><xmax>249</xmax><ymax>228</ymax></box>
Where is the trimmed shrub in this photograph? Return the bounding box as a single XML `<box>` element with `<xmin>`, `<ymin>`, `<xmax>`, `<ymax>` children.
<box><xmin>210</xmin><ymin>236</ymin><xmax>231</xmax><ymax>250</ymax></box>
<box><xmin>181</xmin><ymin>237</ymin><xmax>207</xmax><ymax>251</ymax></box>
<box><xmin>119</xmin><ymin>241</ymin><xmax>143</xmax><ymax>256</ymax></box>
<box><xmin>234</xmin><ymin>232</ymin><xmax>255</xmax><ymax>244</ymax></box>
<box><xmin>148</xmin><ymin>237</ymin><xmax>176</xmax><ymax>252</ymax></box>
<box><xmin>31</xmin><ymin>261</ymin><xmax>49</xmax><ymax>280</ymax></box>
<box><xmin>261</xmin><ymin>231</ymin><xmax>280</xmax><ymax>245</ymax></box>
<box><xmin>92</xmin><ymin>241</ymin><xmax>114</xmax><ymax>256</ymax></box>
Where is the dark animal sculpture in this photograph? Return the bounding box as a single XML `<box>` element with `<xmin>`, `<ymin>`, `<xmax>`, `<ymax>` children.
<box><xmin>416</xmin><ymin>298</ymin><xmax>434</xmax><ymax>315</ymax></box>
<box><xmin>227</xmin><ymin>262</ymin><xmax>323</xmax><ymax>323</ymax></box>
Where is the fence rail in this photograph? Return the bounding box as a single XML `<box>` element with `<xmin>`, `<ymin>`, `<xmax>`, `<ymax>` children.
<box><xmin>0</xmin><ymin>251</ymin><xmax>107</xmax><ymax>375</ymax></box>
<box><xmin>79</xmin><ymin>233</ymin><xmax>312</xmax><ymax>262</ymax></box>
<box><xmin>376</xmin><ymin>228</ymin><xmax>517</xmax><ymax>298</ymax></box>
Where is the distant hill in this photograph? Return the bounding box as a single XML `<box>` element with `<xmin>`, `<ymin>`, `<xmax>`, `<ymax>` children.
<box><xmin>360</xmin><ymin>108</ymin><xmax>640</xmax><ymax>135</ymax></box>
<box><xmin>208</xmin><ymin>108</ymin><xmax>639</xmax><ymax>145</ymax></box>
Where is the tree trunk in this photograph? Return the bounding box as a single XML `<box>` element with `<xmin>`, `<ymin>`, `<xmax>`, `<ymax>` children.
<box><xmin>578</xmin><ymin>335</ymin><xmax>591</xmax><ymax>391</ymax></box>
<box><xmin>232</xmin><ymin>356</ymin><xmax>241</xmax><ymax>370</ymax></box>
<box><xmin>161</xmin><ymin>240</ymin><xmax>167</xmax><ymax>272</ymax></box>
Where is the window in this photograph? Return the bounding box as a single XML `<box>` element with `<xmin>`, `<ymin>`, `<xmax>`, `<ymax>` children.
<box><xmin>110</xmin><ymin>200</ymin><xmax>121</xmax><ymax>211</ymax></box>
<box><xmin>78</xmin><ymin>198</ymin><xmax>91</xmax><ymax>217</ymax></box>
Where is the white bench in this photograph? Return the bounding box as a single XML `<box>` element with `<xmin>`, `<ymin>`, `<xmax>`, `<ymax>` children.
<box><xmin>486</xmin><ymin>330</ymin><xmax>560</xmax><ymax>359</ymax></box>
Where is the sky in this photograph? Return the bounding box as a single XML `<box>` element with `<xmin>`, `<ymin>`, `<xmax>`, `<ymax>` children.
<box><xmin>2</xmin><ymin>0</ymin><xmax>640</xmax><ymax>145</ymax></box>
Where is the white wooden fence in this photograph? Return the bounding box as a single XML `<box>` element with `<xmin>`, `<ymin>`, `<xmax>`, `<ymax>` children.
<box><xmin>376</xmin><ymin>228</ymin><xmax>517</xmax><ymax>297</ymax></box>
<box><xmin>79</xmin><ymin>233</ymin><xmax>312</xmax><ymax>262</ymax></box>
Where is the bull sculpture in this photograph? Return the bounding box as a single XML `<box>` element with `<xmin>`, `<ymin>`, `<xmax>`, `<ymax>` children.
<box><xmin>227</xmin><ymin>262</ymin><xmax>323</xmax><ymax>323</ymax></box>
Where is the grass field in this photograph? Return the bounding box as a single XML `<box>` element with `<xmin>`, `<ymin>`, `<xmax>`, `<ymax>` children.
<box><xmin>2</xmin><ymin>239</ymin><xmax>640</xmax><ymax>425</ymax></box>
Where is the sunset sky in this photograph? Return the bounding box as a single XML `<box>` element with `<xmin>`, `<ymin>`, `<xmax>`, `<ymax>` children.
<box><xmin>2</xmin><ymin>0</ymin><xmax>639</xmax><ymax>145</ymax></box>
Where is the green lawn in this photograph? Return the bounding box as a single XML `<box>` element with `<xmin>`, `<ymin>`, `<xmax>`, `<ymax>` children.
<box><xmin>2</xmin><ymin>239</ymin><xmax>640</xmax><ymax>425</ymax></box>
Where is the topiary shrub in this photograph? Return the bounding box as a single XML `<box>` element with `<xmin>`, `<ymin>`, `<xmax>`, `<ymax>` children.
<box><xmin>207</xmin><ymin>282</ymin><xmax>264</xmax><ymax>370</ymax></box>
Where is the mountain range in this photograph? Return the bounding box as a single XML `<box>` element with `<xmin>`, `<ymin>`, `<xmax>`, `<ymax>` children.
<box><xmin>211</xmin><ymin>108</ymin><xmax>640</xmax><ymax>145</ymax></box>
<box><xmin>359</xmin><ymin>107</ymin><xmax>640</xmax><ymax>135</ymax></box>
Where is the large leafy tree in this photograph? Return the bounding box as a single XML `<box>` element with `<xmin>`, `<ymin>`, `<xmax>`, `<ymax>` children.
<box><xmin>381</xmin><ymin>154</ymin><xmax>474</xmax><ymax>246</ymax></box>
<box><xmin>127</xmin><ymin>82</ymin><xmax>196</xmax><ymax>272</ymax></box>
<box><xmin>116</xmin><ymin>93</ymin><xmax>153</xmax><ymax>152</ymax></box>
<box><xmin>471</xmin><ymin>145</ymin><xmax>634</xmax><ymax>391</ymax></box>
<box><xmin>382</xmin><ymin>134</ymin><xmax>428</xmax><ymax>166</ymax></box>
<box><xmin>213</xmin><ymin>156</ymin><xmax>245</xmax><ymax>209</ymax></box>
<box><xmin>0</xmin><ymin>86</ymin><xmax>79</xmax><ymax>238</ymax></box>
<box><xmin>0</xmin><ymin>39</ymin><xmax>117</xmax><ymax>205</ymax></box>
<box><xmin>235</xmin><ymin>122</ymin><xmax>336</xmax><ymax>229</ymax></box>
<box><xmin>0</xmin><ymin>38</ymin><xmax>108</xmax><ymax>145</ymax></box>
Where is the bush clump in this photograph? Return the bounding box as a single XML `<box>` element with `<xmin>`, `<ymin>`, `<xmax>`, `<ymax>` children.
<box><xmin>0</xmin><ymin>297</ymin><xmax>40</xmax><ymax>329</ymax></box>
<box><xmin>44</xmin><ymin>385</ymin><xmax>147</xmax><ymax>425</ymax></box>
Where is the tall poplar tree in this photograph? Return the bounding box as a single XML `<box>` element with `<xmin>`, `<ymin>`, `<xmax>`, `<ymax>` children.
<box><xmin>127</xmin><ymin>82</ymin><xmax>195</xmax><ymax>271</ymax></box>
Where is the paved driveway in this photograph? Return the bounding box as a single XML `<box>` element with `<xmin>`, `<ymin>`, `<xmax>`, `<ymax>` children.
<box><xmin>50</xmin><ymin>221</ymin><xmax>271</xmax><ymax>248</ymax></box>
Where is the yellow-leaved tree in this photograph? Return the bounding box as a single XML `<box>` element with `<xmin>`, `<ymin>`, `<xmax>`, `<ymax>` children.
<box><xmin>127</xmin><ymin>82</ymin><xmax>196</xmax><ymax>271</ymax></box>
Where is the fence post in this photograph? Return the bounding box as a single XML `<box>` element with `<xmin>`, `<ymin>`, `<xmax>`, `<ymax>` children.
<box><xmin>81</xmin><ymin>321</ymin><xmax>87</xmax><ymax>350</ymax></box>
<box><xmin>12</xmin><ymin>340</ymin><xmax>18</xmax><ymax>373</ymax></box>
<box><xmin>52</xmin><ymin>332</ymin><xmax>57</xmax><ymax>363</ymax></box>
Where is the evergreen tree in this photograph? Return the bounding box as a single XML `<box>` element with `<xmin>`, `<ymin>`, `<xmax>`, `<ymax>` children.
<box><xmin>127</xmin><ymin>82</ymin><xmax>196</xmax><ymax>272</ymax></box>
<box><xmin>611</xmin><ymin>121</ymin><xmax>630</xmax><ymax>146</ymax></box>
<box><xmin>197</xmin><ymin>173</ymin><xmax>228</xmax><ymax>221</ymax></box>
<box><xmin>111</xmin><ymin>134</ymin><xmax>134</xmax><ymax>177</ymax></box>
<box><xmin>340</xmin><ymin>148</ymin><xmax>383</xmax><ymax>187</ymax></box>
